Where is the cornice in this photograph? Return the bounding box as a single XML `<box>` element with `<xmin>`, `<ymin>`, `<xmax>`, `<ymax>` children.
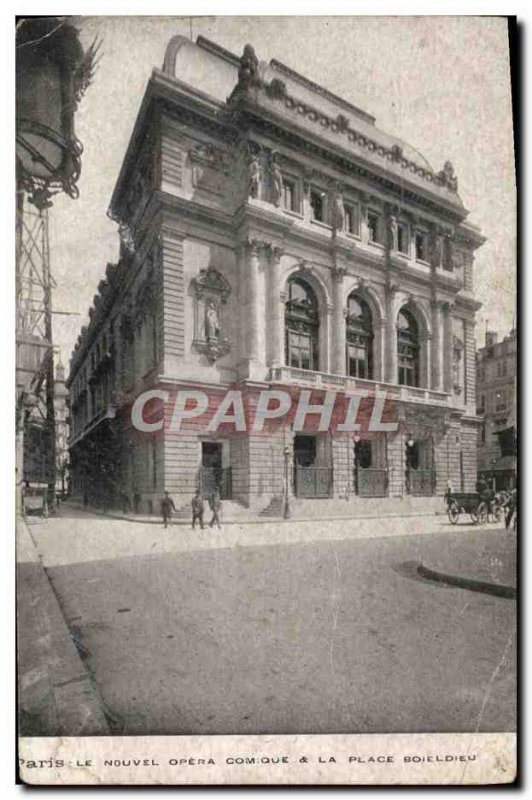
<box><xmin>230</xmin><ymin>101</ymin><xmax>467</xmax><ymax>223</ymax></box>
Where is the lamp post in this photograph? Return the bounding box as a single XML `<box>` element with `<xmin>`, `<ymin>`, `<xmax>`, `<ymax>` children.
<box><xmin>353</xmin><ymin>434</ymin><xmax>361</xmax><ymax>496</ymax></box>
<box><xmin>283</xmin><ymin>444</ymin><xmax>291</xmax><ymax>519</ymax></box>
<box><xmin>405</xmin><ymin>434</ymin><xmax>415</xmax><ymax>495</ymax></box>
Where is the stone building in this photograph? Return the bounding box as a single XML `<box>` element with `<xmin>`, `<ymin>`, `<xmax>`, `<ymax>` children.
<box><xmin>67</xmin><ymin>35</ymin><xmax>485</xmax><ymax>514</ymax></box>
<box><xmin>54</xmin><ymin>360</ymin><xmax>69</xmax><ymax>495</ymax></box>
<box><xmin>476</xmin><ymin>328</ymin><xmax>517</xmax><ymax>491</ymax></box>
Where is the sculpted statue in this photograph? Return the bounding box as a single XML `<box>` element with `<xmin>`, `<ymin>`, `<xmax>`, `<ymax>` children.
<box><xmin>431</xmin><ymin>232</ymin><xmax>443</xmax><ymax>267</ymax></box>
<box><xmin>238</xmin><ymin>44</ymin><xmax>260</xmax><ymax>89</ymax></box>
<box><xmin>443</xmin><ymin>233</ymin><xmax>454</xmax><ymax>270</ymax></box>
<box><xmin>205</xmin><ymin>301</ymin><xmax>221</xmax><ymax>342</ymax></box>
<box><xmin>385</xmin><ymin>214</ymin><xmax>397</xmax><ymax>250</ymax></box>
<box><xmin>248</xmin><ymin>154</ymin><xmax>260</xmax><ymax>199</ymax></box>
<box><xmin>269</xmin><ymin>152</ymin><xmax>283</xmax><ymax>207</ymax></box>
<box><xmin>438</xmin><ymin>160</ymin><xmax>458</xmax><ymax>192</ymax></box>
<box><xmin>330</xmin><ymin>187</ymin><xmax>345</xmax><ymax>232</ymax></box>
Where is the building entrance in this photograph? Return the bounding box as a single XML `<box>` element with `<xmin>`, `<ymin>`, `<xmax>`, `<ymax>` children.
<box><xmin>201</xmin><ymin>442</ymin><xmax>232</xmax><ymax>499</ymax></box>
<box><xmin>293</xmin><ymin>434</ymin><xmax>332</xmax><ymax>498</ymax></box>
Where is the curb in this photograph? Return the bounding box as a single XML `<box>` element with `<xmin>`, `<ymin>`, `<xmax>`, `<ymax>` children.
<box><xmin>17</xmin><ymin>517</ymin><xmax>110</xmax><ymax>735</ymax></box>
<box><xmin>417</xmin><ymin>563</ymin><xmax>516</xmax><ymax>599</ymax></box>
<box><xmin>63</xmin><ymin>503</ymin><xmax>446</xmax><ymax>527</ymax></box>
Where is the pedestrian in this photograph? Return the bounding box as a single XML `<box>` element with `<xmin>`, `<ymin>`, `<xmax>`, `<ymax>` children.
<box><xmin>161</xmin><ymin>490</ymin><xmax>176</xmax><ymax>529</ymax></box>
<box><xmin>505</xmin><ymin>487</ymin><xmax>517</xmax><ymax>532</ymax></box>
<box><xmin>209</xmin><ymin>489</ymin><xmax>222</xmax><ymax>529</ymax></box>
<box><xmin>191</xmin><ymin>489</ymin><xmax>205</xmax><ymax>530</ymax></box>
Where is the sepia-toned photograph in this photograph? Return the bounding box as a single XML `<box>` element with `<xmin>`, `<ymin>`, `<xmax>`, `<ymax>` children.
<box><xmin>15</xmin><ymin>13</ymin><xmax>517</xmax><ymax>785</ymax></box>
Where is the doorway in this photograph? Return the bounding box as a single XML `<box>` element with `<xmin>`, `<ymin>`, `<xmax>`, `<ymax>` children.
<box><xmin>293</xmin><ymin>434</ymin><xmax>332</xmax><ymax>498</ymax></box>
<box><xmin>201</xmin><ymin>442</ymin><xmax>231</xmax><ymax>499</ymax></box>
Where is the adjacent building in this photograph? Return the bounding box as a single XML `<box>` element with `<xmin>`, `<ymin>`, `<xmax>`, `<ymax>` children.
<box><xmin>67</xmin><ymin>35</ymin><xmax>485</xmax><ymax>514</ymax></box>
<box><xmin>476</xmin><ymin>328</ymin><xmax>517</xmax><ymax>491</ymax></box>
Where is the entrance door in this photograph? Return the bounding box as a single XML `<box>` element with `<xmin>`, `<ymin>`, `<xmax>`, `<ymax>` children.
<box><xmin>201</xmin><ymin>442</ymin><xmax>231</xmax><ymax>499</ymax></box>
<box><xmin>293</xmin><ymin>435</ymin><xmax>332</xmax><ymax>498</ymax></box>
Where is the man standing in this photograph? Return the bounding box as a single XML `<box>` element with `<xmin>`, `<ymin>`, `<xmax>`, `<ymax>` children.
<box><xmin>192</xmin><ymin>489</ymin><xmax>205</xmax><ymax>530</ymax></box>
<box><xmin>161</xmin><ymin>490</ymin><xmax>176</xmax><ymax>529</ymax></box>
<box><xmin>209</xmin><ymin>489</ymin><xmax>222</xmax><ymax>529</ymax></box>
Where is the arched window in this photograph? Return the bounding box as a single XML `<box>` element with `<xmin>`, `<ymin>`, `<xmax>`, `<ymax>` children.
<box><xmin>397</xmin><ymin>307</ymin><xmax>419</xmax><ymax>386</ymax></box>
<box><xmin>346</xmin><ymin>294</ymin><xmax>373</xmax><ymax>379</ymax></box>
<box><xmin>285</xmin><ymin>277</ymin><xmax>319</xmax><ymax>371</ymax></box>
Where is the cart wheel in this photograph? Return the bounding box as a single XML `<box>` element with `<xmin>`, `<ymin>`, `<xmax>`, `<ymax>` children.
<box><xmin>448</xmin><ymin>502</ymin><xmax>460</xmax><ymax>525</ymax></box>
<box><xmin>470</xmin><ymin>509</ymin><xmax>479</xmax><ymax>524</ymax></box>
<box><xmin>477</xmin><ymin>502</ymin><xmax>488</xmax><ymax>525</ymax></box>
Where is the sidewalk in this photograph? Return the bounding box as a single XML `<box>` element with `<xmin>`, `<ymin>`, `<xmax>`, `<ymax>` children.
<box><xmin>418</xmin><ymin>528</ymin><xmax>517</xmax><ymax>598</ymax></box>
<box><xmin>16</xmin><ymin>516</ymin><xmax>109</xmax><ymax>736</ymax></box>
<box><xmin>64</xmin><ymin>497</ymin><xmax>445</xmax><ymax>526</ymax></box>
<box><xmin>27</xmin><ymin>504</ymin><xmax>505</xmax><ymax>570</ymax></box>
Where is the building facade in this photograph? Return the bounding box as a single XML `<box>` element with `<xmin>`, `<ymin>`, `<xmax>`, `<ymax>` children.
<box><xmin>476</xmin><ymin>328</ymin><xmax>517</xmax><ymax>491</ymax></box>
<box><xmin>68</xmin><ymin>36</ymin><xmax>485</xmax><ymax>514</ymax></box>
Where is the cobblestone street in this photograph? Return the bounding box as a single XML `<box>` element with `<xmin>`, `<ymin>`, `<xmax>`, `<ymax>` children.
<box><xmin>22</xmin><ymin>509</ymin><xmax>516</xmax><ymax>736</ymax></box>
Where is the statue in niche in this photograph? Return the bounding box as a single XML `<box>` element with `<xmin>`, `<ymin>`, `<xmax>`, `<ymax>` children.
<box><xmin>238</xmin><ymin>44</ymin><xmax>260</xmax><ymax>89</ymax></box>
<box><xmin>330</xmin><ymin>186</ymin><xmax>345</xmax><ymax>232</ymax></box>
<box><xmin>248</xmin><ymin>154</ymin><xmax>260</xmax><ymax>199</ymax></box>
<box><xmin>205</xmin><ymin>300</ymin><xmax>221</xmax><ymax>342</ymax></box>
<box><xmin>452</xmin><ymin>336</ymin><xmax>463</xmax><ymax>393</ymax></box>
<box><xmin>269</xmin><ymin>151</ymin><xmax>282</xmax><ymax>207</ymax></box>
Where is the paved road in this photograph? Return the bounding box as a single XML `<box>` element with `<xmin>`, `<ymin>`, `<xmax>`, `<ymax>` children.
<box><xmin>34</xmin><ymin>513</ymin><xmax>516</xmax><ymax>736</ymax></box>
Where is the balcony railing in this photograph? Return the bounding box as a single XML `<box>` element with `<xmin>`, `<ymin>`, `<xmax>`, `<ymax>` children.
<box><xmin>269</xmin><ymin>366</ymin><xmax>450</xmax><ymax>406</ymax></box>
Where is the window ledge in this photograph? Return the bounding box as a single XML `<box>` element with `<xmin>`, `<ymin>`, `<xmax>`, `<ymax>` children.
<box><xmin>310</xmin><ymin>218</ymin><xmax>332</xmax><ymax>231</ymax></box>
<box><xmin>283</xmin><ymin>208</ymin><xmax>304</xmax><ymax>220</ymax></box>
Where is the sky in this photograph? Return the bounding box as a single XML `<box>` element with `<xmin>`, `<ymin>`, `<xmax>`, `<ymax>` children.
<box><xmin>46</xmin><ymin>15</ymin><xmax>516</xmax><ymax>367</ymax></box>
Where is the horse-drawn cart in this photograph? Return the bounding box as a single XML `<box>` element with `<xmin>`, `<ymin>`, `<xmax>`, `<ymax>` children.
<box><xmin>446</xmin><ymin>492</ymin><xmax>502</xmax><ymax>525</ymax></box>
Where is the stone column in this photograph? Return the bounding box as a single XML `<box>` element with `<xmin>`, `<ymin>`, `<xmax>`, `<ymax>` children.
<box><xmin>331</xmin><ymin>266</ymin><xmax>346</xmax><ymax>375</ymax></box>
<box><xmin>267</xmin><ymin>245</ymin><xmax>284</xmax><ymax>368</ymax></box>
<box><xmin>419</xmin><ymin>332</ymin><xmax>432</xmax><ymax>389</ymax></box>
<box><xmin>241</xmin><ymin>238</ymin><xmax>262</xmax><ymax>379</ymax></box>
<box><xmin>385</xmin><ymin>284</ymin><xmax>398</xmax><ymax>384</ymax></box>
<box><xmin>442</xmin><ymin>302</ymin><xmax>454</xmax><ymax>393</ymax></box>
<box><xmin>431</xmin><ymin>300</ymin><xmax>443</xmax><ymax>391</ymax></box>
<box><xmin>376</xmin><ymin>318</ymin><xmax>387</xmax><ymax>382</ymax></box>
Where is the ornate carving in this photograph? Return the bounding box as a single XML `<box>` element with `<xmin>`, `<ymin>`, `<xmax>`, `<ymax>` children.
<box><xmin>269</xmin><ymin>151</ymin><xmax>283</xmax><ymax>207</ymax></box>
<box><xmin>192</xmin><ymin>268</ymin><xmax>232</xmax><ymax>363</ymax></box>
<box><xmin>192</xmin><ymin>267</ymin><xmax>231</xmax><ymax>303</ymax></box>
<box><xmin>190</xmin><ymin>142</ymin><xmax>232</xmax><ymax>172</ymax></box>
<box><xmin>385</xmin><ymin>213</ymin><xmax>397</xmax><ymax>251</ymax></box>
<box><xmin>442</xmin><ymin>232</ymin><xmax>454</xmax><ymax>271</ymax></box>
<box><xmin>452</xmin><ymin>335</ymin><xmax>464</xmax><ymax>393</ymax></box>
<box><xmin>330</xmin><ymin>185</ymin><xmax>345</xmax><ymax>232</ymax></box>
<box><xmin>265</xmin><ymin>78</ymin><xmax>287</xmax><ymax>99</ymax></box>
<box><xmin>237</xmin><ymin>44</ymin><xmax>260</xmax><ymax>90</ymax></box>
<box><xmin>247</xmin><ymin>153</ymin><xmax>261</xmax><ymax>199</ymax></box>
<box><xmin>437</xmin><ymin>161</ymin><xmax>458</xmax><ymax>192</ymax></box>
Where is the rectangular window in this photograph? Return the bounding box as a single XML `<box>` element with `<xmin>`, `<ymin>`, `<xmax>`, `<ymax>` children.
<box><xmin>367</xmin><ymin>211</ymin><xmax>380</xmax><ymax>244</ymax></box>
<box><xmin>288</xmin><ymin>331</ymin><xmax>313</xmax><ymax>371</ymax></box>
<box><xmin>282</xmin><ymin>178</ymin><xmax>297</xmax><ymax>212</ymax></box>
<box><xmin>397</xmin><ymin>222</ymin><xmax>409</xmax><ymax>255</ymax></box>
<box><xmin>344</xmin><ymin>203</ymin><xmax>359</xmax><ymax>235</ymax></box>
<box><xmin>415</xmin><ymin>231</ymin><xmax>428</xmax><ymax>262</ymax></box>
<box><xmin>347</xmin><ymin>343</ymin><xmax>368</xmax><ymax>379</ymax></box>
<box><xmin>310</xmin><ymin>189</ymin><xmax>324</xmax><ymax>222</ymax></box>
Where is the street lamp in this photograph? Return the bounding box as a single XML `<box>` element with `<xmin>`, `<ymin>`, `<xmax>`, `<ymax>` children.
<box><xmin>283</xmin><ymin>444</ymin><xmax>291</xmax><ymax>519</ymax></box>
<box><xmin>353</xmin><ymin>435</ymin><xmax>361</xmax><ymax>496</ymax></box>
